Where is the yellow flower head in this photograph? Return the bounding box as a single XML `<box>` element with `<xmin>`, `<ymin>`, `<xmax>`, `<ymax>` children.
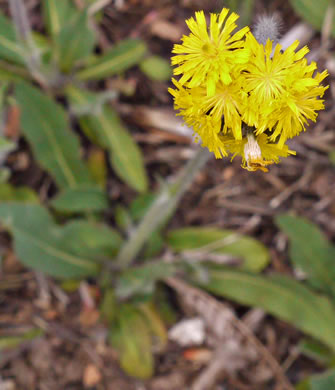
<box><xmin>171</xmin><ymin>8</ymin><xmax>249</xmax><ymax>96</ymax></box>
<box><xmin>170</xmin><ymin>9</ymin><xmax>328</xmax><ymax>172</ymax></box>
<box><xmin>242</xmin><ymin>33</ymin><xmax>329</xmax><ymax>147</ymax></box>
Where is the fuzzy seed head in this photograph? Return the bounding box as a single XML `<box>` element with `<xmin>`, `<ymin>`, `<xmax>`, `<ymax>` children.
<box><xmin>253</xmin><ymin>14</ymin><xmax>282</xmax><ymax>45</ymax></box>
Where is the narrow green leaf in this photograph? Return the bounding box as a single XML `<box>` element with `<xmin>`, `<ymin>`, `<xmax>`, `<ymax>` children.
<box><xmin>129</xmin><ymin>193</ymin><xmax>156</xmax><ymax>221</ymax></box>
<box><xmin>140</xmin><ymin>55</ymin><xmax>172</xmax><ymax>82</ymax></box>
<box><xmin>200</xmin><ymin>268</ymin><xmax>335</xmax><ymax>351</ymax></box>
<box><xmin>77</xmin><ymin>38</ymin><xmax>147</xmax><ymax>80</ymax></box>
<box><xmin>100</xmin><ymin>288</ymin><xmax>117</xmax><ymax>324</ymax></box>
<box><xmin>289</xmin><ymin>0</ymin><xmax>335</xmax><ymax>37</ymax></box>
<box><xmin>0</xmin><ymin>183</ymin><xmax>38</xmax><ymax>203</ymax></box>
<box><xmin>0</xmin><ymin>203</ymin><xmax>99</xmax><ymax>278</ymax></box>
<box><xmin>310</xmin><ymin>370</ymin><xmax>335</xmax><ymax>390</ymax></box>
<box><xmin>43</xmin><ymin>0</ymin><xmax>77</xmax><ymax>37</ymax></box>
<box><xmin>15</xmin><ymin>82</ymin><xmax>94</xmax><ymax>189</ymax></box>
<box><xmin>0</xmin><ymin>328</ymin><xmax>44</xmax><ymax>350</ymax></box>
<box><xmin>139</xmin><ymin>302</ymin><xmax>168</xmax><ymax>351</ymax></box>
<box><xmin>128</xmin><ymin>193</ymin><xmax>164</xmax><ymax>258</ymax></box>
<box><xmin>56</xmin><ymin>10</ymin><xmax>96</xmax><ymax>72</ymax></box>
<box><xmin>87</xmin><ymin>148</ymin><xmax>108</xmax><ymax>189</ymax></box>
<box><xmin>276</xmin><ymin>215</ymin><xmax>335</xmax><ymax>298</ymax></box>
<box><xmin>109</xmin><ymin>304</ymin><xmax>154</xmax><ymax>379</ymax></box>
<box><xmin>299</xmin><ymin>338</ymin><xmax>335</xmax><ymax>365</ymax></box>
<box><xmin>167</xmin><ymin>227</ymin><xmax>270</xmax><ymax>272</ymax></box>
<box><xmin>116</xmin><ymin>262</ymin><xmax>176</xmax><ymax>299</ymax></box>
<box><xmin>0</xmin><ymin>61</ymin><xmax>29</xmax><ymax>81</ymax></box>
<box><xmin>0</xmin><ymin>135</ymin><xmax>16</xmax><ymax>155</ymax></box>
<box><xmin>61</xmin><ymin>219</ymin><xmax>122</xmax><ymax>258</ymax></box>
<box><xmin>66</xmin><ymin>86</ymin><xmax>148</xmax><ymax>192</ymax></box>
<box><xmin>0</xmin><ymin>12</ymin><xmax>25</xmax><ymax>65</ymax></box>
<box><xmin>51</xmin><ymin>185</ymin><xmax>108</xmax><ymax>213</ymax></box>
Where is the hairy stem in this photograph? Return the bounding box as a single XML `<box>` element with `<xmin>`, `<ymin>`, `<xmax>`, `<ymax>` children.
<box><xmin>116</xmin><ymin>147</ymin><xmax>211</xmax><ymax>268</ymax></box>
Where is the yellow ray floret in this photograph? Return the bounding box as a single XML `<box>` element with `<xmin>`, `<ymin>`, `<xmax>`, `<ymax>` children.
<box><xmin>242</xmin><ymin>33</ymin><xmax>329</xmax><ymax>145</ymax></box>
<box><xmin>171</xmin><ymin>8</ymin><xmax>249</xmax><ymax>96</ymax></box>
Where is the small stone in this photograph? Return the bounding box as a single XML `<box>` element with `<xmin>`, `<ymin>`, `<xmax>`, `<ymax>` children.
<box><xmin>83</xmin><ymin>364</ymin><xmax>102</xmax><ymax>388</ymax></box>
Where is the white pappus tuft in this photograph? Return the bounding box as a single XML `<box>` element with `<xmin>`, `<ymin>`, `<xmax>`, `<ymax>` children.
<box><xmin>253</xmin><ymin>14</ymin><xmax>282</xmax><ymax>46</ymax></box>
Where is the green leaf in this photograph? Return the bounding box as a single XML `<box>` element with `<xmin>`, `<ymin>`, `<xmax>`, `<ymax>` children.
<box><xmin>139</xmin><ymin>302</ymin><xmax>168</xmax><ymax>351</ymax></box>
<box><xmin>114</xmin><ymin>204</ymin><xmax>133</xmax><ymax>232</ymax></box>
<box><xmin>289</xmin><ymin>0</ymin><xmax>335</xmax><ymax>37</ymax></box>
<box><xmin>87</xmin><ymin>148</ymin><xmax>108</xmax><ymax>189</ymax></box>
<box><xmin>66</xmin><ymin>86</ymin><xmax>148</xmax><ymax>193</ymax></box>
<box><xmin>116</xmin><ymin>262</ymin><xmax>176</xmax><ymax>299</ymax></box>
<box><xmin>0</xmin><ymin>12</ymin><xmax>25</xmax><ymax>65</ymax></box>
<box><xmin>56</xmin><ymin>10</ymin><xmax>96</xmax><ymax>72</ymax></box>
<box><xmin>77</xmin><ymin>38</ymin><xmax>147</xmax><ymax>80</ymax></box>
<box><xmin>43</xmin><ymin>0</ymin><xmax>77</xmax><ymax>37</ymax></box>
<box><xmin>61</xmin><ymin>219</ymin><xmax>122</xmax><ymax>258</ymax></box>
<box><xmin>0</xmin><ymin>62</ymin><xmax>28</xmax><ymax>81</ymax></box>
<box><xmin>51</xmin><ymin>186</ymin><xmax>109</xmax><ymax>213</ymax></box>
<box><xmin>200</xmin><ymin>268</ymin><xmax>335</xmax><ymax>351</ymax></box>
<box><xmin>109</xmin><ymin>304</ymin><xmax>154</xmax><ymax>379</ymax></box>
<box><xmin>0</xmin><ymin>135</ymin><xmax>16</xmax><ymax>155</ymax></box>
<box><xmin>129</xmin><ymin>193</ymin><xmax>156</xmax><ymax>221</ymax></box>
<box><xmin>15</xmin><ymin>82</ymin><xmax>94</xmax><ymax>189</ymax></box>
<box><xmin>129</xmin><ymin>194</ymin><xmax>164</xmax><ymax>257</ymax></box>
<box><xmin>0</xmin><ymin>183</ymin><xmax>38</xmax><ymax>203</ymax></box>
<box><xmin>167</xmin><ymin>227</ymin><xmax>270</xmax><ymax>272</ymax></box>
<box><xmin>276</xmin><ymin>215</ymin><xmax>335</xmax><ymax>298</ymax></box>
<box><xmin>140</xmin><ymin>55</ymin><xmax>172</xmax><ymax>81</ymax></box>
<box><xmin>299</xmin><ymin>338</ymin><xmax>335</xmax><ymax>365</ymax></box>
<box><xmin>100</xmin><ymin>288</ymin><xmax>117</xmax><ymax>324</ymax></box>
<box><xmin>310</xmin><ymin>370</ymin><xmax>335</xmax><ymax>390</ymax></box>
<box><xmin>0</xmin><ymin>328</ymin><xmax>44</xmax><ymax>350</ymax></box>
<box><xmin>0</xmin><ymin>203</ymin><xmax>99</xmax><ymax>278</ymax></box>
<box><xmin>142</xmin><ymin>230</ymin><xmax>164</xmax><ymax>259</ymax></box>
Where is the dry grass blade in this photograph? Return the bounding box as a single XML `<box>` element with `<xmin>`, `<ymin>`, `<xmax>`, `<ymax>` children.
<box><xmin>165</xmin><ymin>276</ymin><xmax>295</xmax><ymax>390</ymax></box>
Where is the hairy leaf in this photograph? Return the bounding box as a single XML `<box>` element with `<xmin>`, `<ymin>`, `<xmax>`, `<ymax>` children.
<box><xmin>51</xmin><ymin>186</ymin><xmax>109</xmax><ymax>213</ymax></box>
<box><xmin>61</xmin><ymin>219</ymin><xmax>122</xmax><ymax>258</ymax></box>
<box><xmin>116</xmin><ymin>262</ymin><xmax>176</xmax><ymax>299</ymax></box>
<box><xmin>200</xmin><ymin>268</ymin><xmax>335</xmax><ymax>351</ymax></box>
<box><xmin>43</xmin><ymin>0</ymin><xmax>77</xmax><ymax>37</ymax></box>
<box><xmin>167</xmin><ymin>227</ymin><xmax>270</xmax><ymax>272</ymax></box>
<box><xmin>276</xmin><ymin>215</ymin><xmax>335</xmax><ymax>298</ymax></box>
<box><xmin>0</xmin><ymin>203</ymin><xmax>99</xmax><ymax>278</ymax></box>
<box><xmin>109</xmin><ymin>304</ymin><xmax>154</xmax><ymax>379</ymax></box>
<box><xmin>77</xmin><ymin>39</ymin><xmax>147</xmax><ymax>80</ymax></box>
<box><xmin>0</xmin><ymin>183</ymin><xmax>38</xmax><ymax>203</ymax></box>
<box><xmin>55</xmin><ymin>10</ymin><xmax>96</xmax><ymax>72</ymax></box>
<box><xmin>66</xmin><ymin>86</ymin><xmax>148</xmax><ymax>192</ymax></box>
<box><xmin>140</xmin><ymin>55</ymin><xmax>172</xmax><ymax>81</ymax></box>
<box><xmin>310</xmin><ymin>370</ymin><xmax>335</xmax><ymax>390</ymax></box>
<box><xmin>15</xmin><ymin>82</ymin><xmax>93</xmax><ymax>189</ymax></box>
<box><xmin>0</xmin><ymin>12</ymin><xmax>25</xmax><ymax>65</ymax></box>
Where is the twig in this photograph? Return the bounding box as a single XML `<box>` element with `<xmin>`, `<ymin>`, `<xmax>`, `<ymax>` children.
<box><xmin>165</xmin><ymin>277</ymin><xmax>295</xmax><ymax>390</ymax></box>
<box><xmin>88</xmin><ymin>0</ymin><xmax>112</xmax><ymax>16</ymax></box>
<box><xmin>269</xmin><ymin>162</ymin><xmax>314</xmax><ymax>209</ymax></box>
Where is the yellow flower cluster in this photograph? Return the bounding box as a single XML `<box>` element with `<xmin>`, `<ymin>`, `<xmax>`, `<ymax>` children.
<box><xmin>169</xmin><ymin>8</ymin><xmax>328</xmax><ymax>172</ymax></box>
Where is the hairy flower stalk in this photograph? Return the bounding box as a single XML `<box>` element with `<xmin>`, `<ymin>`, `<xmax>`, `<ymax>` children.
<box><xmin>170</xmin><ymin>8</ymin><xmax>328</xmax><ymax>172</ymax></box>
<box><xmin>116</xmin><ymin>147</ymin><xmax>211</xmax><ymax>267</ymax></box>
